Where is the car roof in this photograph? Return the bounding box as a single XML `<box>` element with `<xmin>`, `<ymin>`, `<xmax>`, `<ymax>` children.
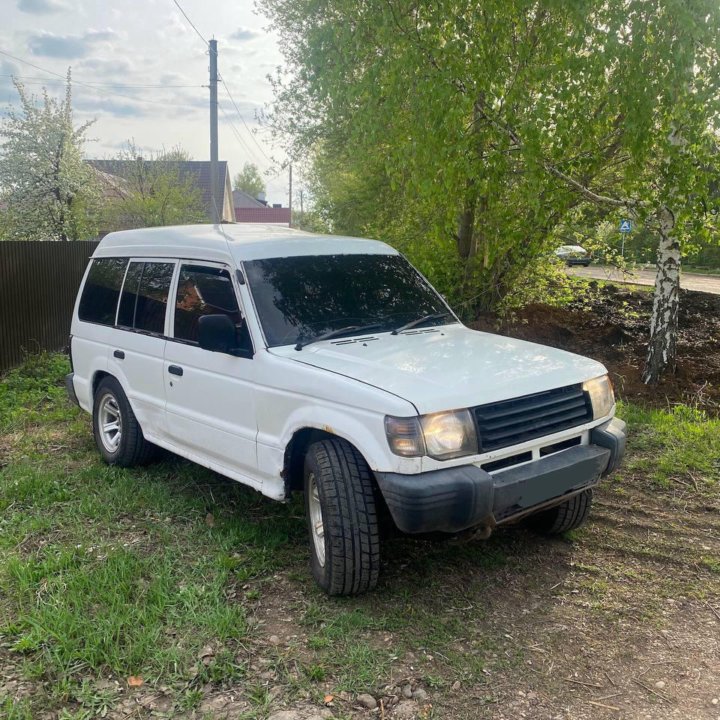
<box><xmin>93</xmin><ymin>224</ymin><xmax>398</xmax><ymax>264</ymax></box>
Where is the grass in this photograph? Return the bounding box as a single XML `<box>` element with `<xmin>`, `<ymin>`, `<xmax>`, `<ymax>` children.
<box><xmin>0</xmin><ymin>353</ymin><xmax>719</xmax><ymax>718</ymax></box>
<box><xmin>618</xmin><ymin>400</ymin><xmax>720</xmax><ymax>492</ymax></box>
<box><xmin>0</xmin><ymin>354</ymin><xmax>310</xmax><ymax>716</ymax></box>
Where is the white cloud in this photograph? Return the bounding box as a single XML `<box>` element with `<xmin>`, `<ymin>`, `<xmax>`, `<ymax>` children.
<box><xmin>229</xmin><ymin>26</ymin><xmax>261</xmax><ymax>42</ymax></box>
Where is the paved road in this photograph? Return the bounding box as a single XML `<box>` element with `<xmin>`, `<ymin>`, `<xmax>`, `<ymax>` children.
<box><xmin>568</xmin><ymin>265</ymin><xmax>720</xmax><ymax>295</ymax></box>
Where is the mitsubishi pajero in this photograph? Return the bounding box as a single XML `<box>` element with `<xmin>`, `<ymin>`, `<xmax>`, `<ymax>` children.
<box><xmin>67</xmin><ymin>224</ymin><xmax>626</xmax><ymax>595</ymax></box>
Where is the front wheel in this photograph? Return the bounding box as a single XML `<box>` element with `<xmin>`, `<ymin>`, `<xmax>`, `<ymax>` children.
<box><xmin>526</xmin><ymin>489</ymin><xmax>593</xmax><ymax>535</ymax></box>
<box><xmin>304</xmin><ymin>438</ymin><xmax>380</xmax><ymax>595</ymax></box>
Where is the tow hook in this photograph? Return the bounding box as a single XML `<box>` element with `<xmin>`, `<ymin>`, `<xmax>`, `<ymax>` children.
<box><xmin>451</xmin><ymin>515</ymin><xmax>497</xmax><ymax>543</ymax></box>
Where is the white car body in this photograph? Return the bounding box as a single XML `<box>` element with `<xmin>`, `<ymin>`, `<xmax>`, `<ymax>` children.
<box><xmin>69</xmin><ymin>224</ymin><xmax>622</xmax><ymax>514</ymax></box>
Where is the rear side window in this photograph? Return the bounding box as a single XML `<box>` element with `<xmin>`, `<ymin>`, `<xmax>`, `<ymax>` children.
<box><xmin>78</xmin><ymin>258</ymin><xmax>128</xmax><ymax>325</ymax></box>
<box><xmin>117</xmin><ymin>261</ymin><xmax>174</xmax><ymax>335</ymax></box>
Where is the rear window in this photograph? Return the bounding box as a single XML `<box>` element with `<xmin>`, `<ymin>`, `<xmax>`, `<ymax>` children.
<box><xmin>78</xmin><ymin>258</ymin><xmax>128</xmax><ymax>325</ymax></box>
<box><xmin>117</xmin><ymin>261</ymin><xmax>175</xmax><ymax>335</ymax></box>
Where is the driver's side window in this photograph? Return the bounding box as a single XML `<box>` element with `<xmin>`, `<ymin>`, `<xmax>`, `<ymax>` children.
<box><xmin>173</xmin><ymin>264</ymin><xmax>252</xmax><ymax>353</ymax></box>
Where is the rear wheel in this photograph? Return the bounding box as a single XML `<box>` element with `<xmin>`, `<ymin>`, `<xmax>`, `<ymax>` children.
<box><xmin>526</xmin><ymin>489</ymin><xmax>593</xmax><ymax>535</ymax></box>
<box><xmin>93</xmin><ymin>377</ymin><xmax>155</xmax><ymax>467</ymax></box>
<box><xmin>304</xmin><ymin>438</ymin><xmax>380</xmax><ymax>595</ymax></box>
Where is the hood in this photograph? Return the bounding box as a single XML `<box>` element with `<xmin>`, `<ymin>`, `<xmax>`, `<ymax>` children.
<box><xmin>270</xmin><ymin>324</ymin><xmax>608</xmax><ymax>415</ymax></box>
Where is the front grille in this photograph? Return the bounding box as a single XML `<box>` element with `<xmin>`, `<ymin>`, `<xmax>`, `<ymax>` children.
<box><xmin>473</xmin><ymin>384</ymin><xmax>592</xmax><ymax>452</ymax></box>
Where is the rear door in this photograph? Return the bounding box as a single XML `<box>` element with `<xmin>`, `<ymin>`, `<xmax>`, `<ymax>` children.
<box><xmin>107</xmin><ymin>259</ymin><xmax>176</xmax><ymax>438</ymax></box>
<box><xmin>163</xmin><ymin>261</ymin><xmax>259</xmax><ymax>485</ymax></box>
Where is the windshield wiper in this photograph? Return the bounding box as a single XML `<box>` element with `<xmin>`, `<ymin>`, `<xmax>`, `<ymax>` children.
<box><xmin>391</xmin><ymin>312</ymin><xmax>452</xmax><ymax>335</ymax></box>
<box><xmin>295</xmin><ymin>323</ymin><xmax>383</xmax><ymax>351</ymax></box>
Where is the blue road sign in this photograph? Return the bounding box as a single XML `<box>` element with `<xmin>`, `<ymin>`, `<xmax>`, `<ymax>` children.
<box><xmin>619</xmin><ymin>219</ymin><xmax>632</xmax><ymax>233</ymax></box>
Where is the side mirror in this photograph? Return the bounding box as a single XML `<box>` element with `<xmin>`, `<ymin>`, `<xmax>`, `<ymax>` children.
<box><xmin>198</xmin><ymin>314</ymin><xmax>236</xmax><ymax>353</ymax></box>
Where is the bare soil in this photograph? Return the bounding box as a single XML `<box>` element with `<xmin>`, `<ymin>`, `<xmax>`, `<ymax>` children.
<box><xmin>472</xmin><ymin>285</ymin><xmax>720</xmax><ymax>412</ymax></box>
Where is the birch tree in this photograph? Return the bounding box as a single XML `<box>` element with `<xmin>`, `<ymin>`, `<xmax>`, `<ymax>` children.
<box><xmin>266</xmin><ymin>0</ymin><xmax>720</xmax><ymax>383</ymax></box>
<box><xmin>0</xmin><ymin>72</ymin><xmax>99</xmax><ymax>241</ymax></box>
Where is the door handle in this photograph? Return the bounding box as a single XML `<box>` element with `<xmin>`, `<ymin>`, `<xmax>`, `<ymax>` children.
<box><xmin>113</xmin><ymin>350</ymin><xmax>125</xmax><ymax>360</ymax></box>
<box><xmin>168</xmin><ymin>365</ymin><xmax>183</xmax><ymax>376</ymax></box>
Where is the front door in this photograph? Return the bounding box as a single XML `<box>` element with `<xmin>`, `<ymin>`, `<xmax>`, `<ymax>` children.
<box><xmin>163</xmin><ymin>262</ymin><xmax>259</xmax><ymax>486</ymax></box>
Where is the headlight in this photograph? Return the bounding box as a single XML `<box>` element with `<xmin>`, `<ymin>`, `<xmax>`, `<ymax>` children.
<box><xmin>583</xmin><ymin>375</ymin><xmax>615</xmax><ymax>419</ymax></box>
<box><xmin>385</xmin><ymin>409</ymin><xmax>478</xmax><ymax>460</ymax></box>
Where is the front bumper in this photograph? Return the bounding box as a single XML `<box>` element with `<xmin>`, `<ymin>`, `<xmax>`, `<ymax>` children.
<box><xmin>375</xmin><ymin>417</ymin><xmax>626</xmax><ymax>534</ymax></box>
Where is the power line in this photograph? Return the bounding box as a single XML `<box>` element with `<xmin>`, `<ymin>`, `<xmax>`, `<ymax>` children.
<box><xmin>218</xmin><ymin>74</ymin><xmax>271</xmax><ymax>161</ymax></box>
<box><xmin>218</xmin><ymin>100</ymin><xmax>261</xmax><ymax>162</ymax></box>
<box><xmin>171</xmin><ymin>0</ymin><xmax>209</xmax><ymax>46</ymax></box>
<box><xmin>0</xmin><ymin>74</ymin><xmax>203</xmax><ymax>89</ymax></box>
<box><xmin>0</xmin><ymin>48</ymin><xmax>176</xmax><ymax>106</ymax></box>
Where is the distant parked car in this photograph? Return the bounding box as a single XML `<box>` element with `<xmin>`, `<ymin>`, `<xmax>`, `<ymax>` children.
<box><xmin>556</xmin><ymin>244</ymin><xmax>592</xmax><ymax>266</ymax></box>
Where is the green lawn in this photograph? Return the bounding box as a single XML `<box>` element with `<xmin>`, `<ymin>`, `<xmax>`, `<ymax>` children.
<box><xmin>1</xmin><ymin>354</ymin><xmax>718</xmax><ymax>719</ymax></box>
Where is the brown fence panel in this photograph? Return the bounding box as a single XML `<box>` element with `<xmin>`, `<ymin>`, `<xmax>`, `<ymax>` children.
<box><xmin>0</xmin><ymin>240</ymin><xmax>99</xmax><ymax>373</ymax></box>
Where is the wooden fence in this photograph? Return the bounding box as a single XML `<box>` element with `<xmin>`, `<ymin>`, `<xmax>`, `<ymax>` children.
<box><xmin>0</xmin><ymin>240</ymin><xmax>99</xmax><ymax>373</ymax></box>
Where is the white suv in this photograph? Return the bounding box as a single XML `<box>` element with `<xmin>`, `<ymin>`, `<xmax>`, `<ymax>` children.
<box><xmin>67</xmin><ymin>224</ymin><xmax>625</xmax><ymax>595</ymax></box>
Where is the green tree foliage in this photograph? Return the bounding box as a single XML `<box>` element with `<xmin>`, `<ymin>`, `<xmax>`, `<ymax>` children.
<box><xmin>101</xmin><ymin>142</ymin><xmax>207</xmax><ymax>230</ymax></box>
<box><xmin>233</xmin><ymin>162</ymin><xmax>266</xmax><ymax>198</ymax></box>
<box><xmin>267</xmin><ymin>0</ymin><xmax>720</xmax><ymax>381</ymax></box>
<box><xmin>0</xmin><ymin>72</ymin><xmax>100</xmax><ymax>241</ymax></box>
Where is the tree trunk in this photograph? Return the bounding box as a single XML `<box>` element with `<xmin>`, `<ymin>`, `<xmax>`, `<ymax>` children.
<box><xmin>643</xmin><ymin>207</ymin><xmax>680</xmax><ymax>384</ymax></box>
<box><xmin>456</xmin><ymin>193</ymin><xmax>477</xmax><ymax>260</ymax></box>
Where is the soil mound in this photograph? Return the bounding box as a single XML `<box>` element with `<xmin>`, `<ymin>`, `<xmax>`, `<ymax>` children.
<box><xmin>471</xmin><ymin>284</ymin><xmax>720</xmax><ymax>411</ymax></box>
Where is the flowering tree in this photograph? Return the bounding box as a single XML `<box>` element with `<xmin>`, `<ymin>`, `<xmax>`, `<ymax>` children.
<box><xmin>0</xmin><ymin>71</ymin><xmax>99</xmax><ymax>241</ymax></box>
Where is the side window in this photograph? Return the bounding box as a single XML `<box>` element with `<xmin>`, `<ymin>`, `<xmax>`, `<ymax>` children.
<box><xmin>117</xmin><ymin>262</ymin><xmax>143</xmax><ymax>328</ymax></box>
<box><xmin>174</xmin><ymin>265</ymin><xmax>252</xmax><ymax>353</ymax></box>
<box><xmin>78</xmin><ymin>258</ymin><xmax>127</xmax><ymax>325</ymax></box>
<box><xmin>117</xmin><ymin>261</ymin><xmax>174</xmax><ymax>335</ymax></box>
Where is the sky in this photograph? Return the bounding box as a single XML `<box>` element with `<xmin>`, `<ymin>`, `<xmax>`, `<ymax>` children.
<box><xmin>0</xmin><ymin>0</ymin><xmax>290</xmax><ymax>203</ymax></box>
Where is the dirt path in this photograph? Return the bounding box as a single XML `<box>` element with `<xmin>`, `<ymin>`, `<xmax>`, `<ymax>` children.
<box><xmin>567</xmin><ymin>265</ymin><xmax>720</xmax><ymax>294</ymax></box>
<box><xmin>201</xmin><ymin>468</ymin><xmax>720</xmax><ymax>720</ymax></box>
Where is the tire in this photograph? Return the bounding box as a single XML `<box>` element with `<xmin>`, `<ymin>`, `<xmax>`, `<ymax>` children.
<box><xmin>304</xmin><ymin>438</ymin><xmax>381</xmax><ymax>596</ymax></box>
<box><xmin>92</xmin><ymin>376</ymin><xmax>156</xmax><ymax>467</ymax></box>
<box><xmin>526</xmin><ymin>489</ymin><xmax>593</xmax><ymax>536</ymax></box>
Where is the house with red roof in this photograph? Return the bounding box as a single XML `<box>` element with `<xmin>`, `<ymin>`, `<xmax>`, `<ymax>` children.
<box><xmin>233</xmin><ymin>189</ymin><xmax>291</xmax><ymax>225</ymax></box>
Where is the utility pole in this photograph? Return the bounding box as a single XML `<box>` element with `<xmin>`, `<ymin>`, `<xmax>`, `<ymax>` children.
<box><xmin>288</xmin><ymin>163</ymin><xmax>293</xmax><ymax>227</ymax></box>
<box><xmin>209</xmin><ymin>38</ymin><xmax>219</xmax><ymax>224</ymax></box>
<box><xmin>299</xmin><ymin>188</ymin><xmax>304</xmax><ymax>217</ymax></box>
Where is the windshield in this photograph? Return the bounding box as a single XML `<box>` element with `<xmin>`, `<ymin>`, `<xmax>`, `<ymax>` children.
<box><xmin>244</xmin><ymin>253</ymin><xmax>455</xmax><ymax>348</ymax></box>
